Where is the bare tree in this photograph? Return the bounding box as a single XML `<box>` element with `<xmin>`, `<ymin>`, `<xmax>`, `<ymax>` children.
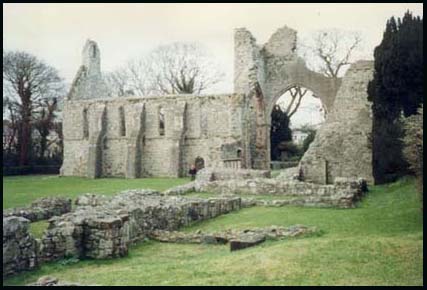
<box><xmin>299</xmin><ymin>29</ymin><xmax>363</xmax><ymax>79</ymax></box>
<box><xmin>104</xmin><ymin>69</ymin><xmax>128</xmax><ymax>97</ymax></box>
<box><xmin>104</xmin><ymin>57</ymin><xmax>154</xmax><ymax>97</ymax></box>
<box><xmin>33</xmin><ymin>97</ymin><xmax>58</xmax><ymax>159</ymax></box>
<box><xmin>274</xmin><ymin>29</ymin><xmax>362</xmax><ymax>119</ymax></box>
<box><xmin>3</xmin><ymin>51</ymin><xmax>64</xmax><ymax>166</ymax></box>
<box><xmin>3</xmin><ymin>98</ymin><xmax>19</xmax><ymax>157</ymax></box>
<box><xmin>148</xmin><ymin>42</ymin><xmax>224</xmax><ymax>94</ymax></box>
<box><xmin>283</xmin><ymin>86</ymin><xmax>308</xmax><ymax>118</ymax></box>
<box><xmin>105</xmin><ymin>42</ymin><xmax>224</xmax><ymax>96</ymax></box>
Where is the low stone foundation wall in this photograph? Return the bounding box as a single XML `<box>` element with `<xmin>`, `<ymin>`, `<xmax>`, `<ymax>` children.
<box><xmin>196</xmin><ymin>168</ymin><xmax>271</xmax><ymax>184</ymax></box>
<box><xmin>198</xmin><ymin>178</ymin><xmax>366</xmax><ymax>208</ymax></box>
<box><xmin>3</xmin><ymin>197</ymin><xmax>72</xmax><ymax>222</ymax></box>
<box><xmin>3</xmin><ymin>216</ymin><xmax>38</xmax><ymax>277</ymax></box>
<box><xmin>149</xmin><ymin>225</ymin><xmax>317</xmax><ymax>244</ymax></box>
<box><xmin>3</xmin><ymin>190</ymin><xmax>242</xmax><ymax>277</ymax></box>
<box><xmin>165</xmin><ymin>168</ymin><xmax>367</xmax><ymax>208</ymax></box>
<box><xmin>39</xmin><ymin>190</ymin><xmax>242</xmax><ymax>262</ymax></box>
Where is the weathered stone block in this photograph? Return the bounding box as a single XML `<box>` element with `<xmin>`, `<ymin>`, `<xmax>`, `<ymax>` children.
<box><xmin>229</xmin><ymin>233</ymin><xmax>266</xmax><ymax>251</ymax></box>
<box><xmin>3</xmin><ymin>197</ymin><xmax>72</xmax><ymax>222</ymax></box>
<box><xmin>3</xmin><ymin>216</ymin><xmax>38</xmax><ymax>277</ymax></box>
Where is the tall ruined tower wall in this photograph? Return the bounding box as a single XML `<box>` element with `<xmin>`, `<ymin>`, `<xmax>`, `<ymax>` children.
<box><xmin>67</xmin><ymin>40</ymin><xmax>110</xmax><ymax>100</ymax></box>
<box><xmin>299</xmin><ymin>60</ymin><xmax>374</xmax><ymax>184</ymax></box>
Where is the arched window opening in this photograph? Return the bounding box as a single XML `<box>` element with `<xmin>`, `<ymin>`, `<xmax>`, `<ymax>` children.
<box><xmin>83</xmin><ymin>108</ymin><xmax>89</xmax><ymax>139</ymax></box>
<box><xmin>103</xmin><ymin>137</ymin><xmax>108</xmax><ymax>150</ymax></box>
<box><xmin>119</xmin><ymin>106</ymin><xmax>126</xmax><ymax>137</ymax></box>
<box><xmin>92</xmin><ymin>45</ymin><xmax>96</xmax><ymax>58</ymax></box>
<box><xmin>271</xmin><ymin>86</ymin><xmax>324</xmax><ymax>167</ymax></box>
<box><xmin>237</xmin><ymin>149</ymin><xmax>242</xmax><ymax>158</ymax></box>
<box><xmin>159</xmin><ymin>106</ymin><xmax>165</xmax><ymax>136</ymax></box>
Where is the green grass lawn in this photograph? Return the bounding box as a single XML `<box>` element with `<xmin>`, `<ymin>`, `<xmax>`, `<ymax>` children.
<box><xmin>2</xmin><ymin>175</ymin><xmax>423</xmax><ymax>286</ymax></box>
<box><xmin>3</xmin><ymin>175</ymin><xmax>190</xmax><ymax>209</ymax></box>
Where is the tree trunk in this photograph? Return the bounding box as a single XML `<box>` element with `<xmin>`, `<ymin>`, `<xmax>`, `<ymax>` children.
<box><xmin>18</xmin><ymin>91</ymin><xmax>32</xmax><ymax>166</ymax></box>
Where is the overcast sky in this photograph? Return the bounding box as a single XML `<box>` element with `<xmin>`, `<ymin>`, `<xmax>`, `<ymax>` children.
<box><xmin>3</xmin><ymin>3</ymin><xmax>423</xmax><ymax>127</ymax></box>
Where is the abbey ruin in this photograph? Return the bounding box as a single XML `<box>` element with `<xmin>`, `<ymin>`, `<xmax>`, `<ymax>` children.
<box><xmin>60</xmin><ymin>25</ymin><xmax>374</xmax><ymax>184</ymax></box>
<box><xmin>4</xmin><ymin>26</ymin><xmax>376</xmax><ymax>278</ymax></box>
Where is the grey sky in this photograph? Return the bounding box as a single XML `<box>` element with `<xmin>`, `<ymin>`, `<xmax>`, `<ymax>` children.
<box><xmin>3</xmin><ymin>3</ymin><xmax>423</xmax><ymax>127</ymax></box>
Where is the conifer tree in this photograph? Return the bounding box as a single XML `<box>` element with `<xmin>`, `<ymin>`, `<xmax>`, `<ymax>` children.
<box><xmin>368</xmin><ymin>11</ymin><xmax>423</xmax><ymax>184</ymax></box>
<box><xmin>270</xmin><ymin>105</ymin><xmax>292</xmax><ymax>161</ymax></box>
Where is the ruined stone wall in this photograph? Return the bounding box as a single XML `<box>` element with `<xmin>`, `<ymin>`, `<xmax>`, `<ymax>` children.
<box><xmin>299</xmin><ymin>61</ymin><xmax>374</xmax><ymax>184</ymax></box>
<box><xmin>62</xmin><ymin>31</ymin><xmax>373</xmax><ymax>181</ymax></box>
<box><xmin>164</xmin><ymin>168</ymin><xmax>367</xmax><ymax>208</ymax></box>
<box><xmin>39</xmin><ymin>190</ymin><xmax>241</xmax><ymax>262</ymax></box>
<box><xmin>3</xmin><ymin>197</ymin><xmax>72</xmax><ymax>222</ymax></box>
<box><xmin>67</xmin><ymin>40</ymin><xmax>109</xmax><ymax>100</ymax></box>
<box><xmin>61</xmin><ymin>93</ymin><xmax>246</xmax><ymax>178</ymax></box>
<box><xmin>3</xmin><ymin>217</ymin><xmax>38</xmax><ymax>277</ymax></box>
<box><xmin>234</xmin><ymin>26</ymin><xmax>340</xmax><ymax>115</ymax></box>
<box><xmin>197</xmin><ymin>177</ymin><xmax>365</xmax><ymax>208</ymax></box>
<box><xmin>234</xmin><ymin>26</ymin><xmax>341</xmax><ymax>170</ymax></box>
<box><xmin>195</xmin><ymin>167</ymin><xmax>271</xmax><ymax>183</ymax></box>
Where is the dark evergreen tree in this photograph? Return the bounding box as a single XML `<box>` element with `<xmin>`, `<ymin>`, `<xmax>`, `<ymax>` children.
<box><xmin>270</xmin><ymin>105</ymin><xmax>292</xmax><ymax>160</ymax></box>
<box><xmin>368</xmin><ymin>11</ymin><xmax>423</xmax><ymax>184</ymax></box>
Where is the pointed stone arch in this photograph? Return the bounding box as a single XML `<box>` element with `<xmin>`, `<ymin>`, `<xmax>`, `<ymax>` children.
<box><xmin>234</xmin><ymin>26</ymin><xmax>341</xmax><ymax>170</ymax></box>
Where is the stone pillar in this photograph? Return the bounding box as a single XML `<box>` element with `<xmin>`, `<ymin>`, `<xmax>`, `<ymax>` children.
<box><xmin>169</xmin><ymin>102</ymin><xmax>187</xmax><ymax>177</ymax></box>
<box><xmin>125</xmin><ymin>103</ymin><xmax>145</xmax><ymax>179</ymax></box>
<box><xmin>87</xmin><ymin>104</ymin><xmax>107</xmax><ymax>178</ymax></box>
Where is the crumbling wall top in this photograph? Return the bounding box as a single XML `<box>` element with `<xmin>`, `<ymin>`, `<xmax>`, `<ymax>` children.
<box><xmin>263</xmin><ymin>25</ymin><xmax>297</xmax><ymax>58</ymax></box>
<box><xmin>82</xmin><ymin>39</ymin><xmax>101</xmax><ymax>75</ymax></box>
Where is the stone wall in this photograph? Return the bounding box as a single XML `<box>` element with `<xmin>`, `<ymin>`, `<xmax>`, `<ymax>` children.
<box><xmin>3</xmin><ymin>217</ymin><xmax>38</xmax><ymax>277</ymax></box>
<box><xmin>61</xmin><ymin>92</ymin><xmax>247</xmax><ymax>178</ymax></box>
<box><xmin>150</xmin><ymin>225</ymin><xmax>317</xmax><ymax>245</ymax></box>
<box><xmin>299</xmin><ymin>61</ymin><xmax>374</xmax><ymax>184</ymax></box>
<box><xmin>62</xmin><ymin>28</ymin><xmax>374</xmax><ymax>184</ymax></box>
<box><xmin>195</xmin><ymin>167</ymin><xmax>271</xmax><ymax>183</ymax></box>
<box><xmin>3</xmin><ymin>197</ymin><xmax>72</xmax><ymax>222</ymax></box>
<box><xmin>67</xmin><ymin>39</ymin><xmax>109</xmax><ymax>100</ymax></box>
<box><xmin>197</xmin><ymin>177</ymin><xmax>366</xmax><ymax>208</ymax></box>
<box><xmin>164</xmin><ymin>168</ymin><xmax>367</xmax><ymax>208</ymax></box>
<box><xmin>39</xmin><ymin>190</ymin><xmax>242</xmax><ymax>262</ymax></box>
<box><xmin>233</xmin><ymin>26</ymin><xmax>341</xmax><ymax>170</ymax></box>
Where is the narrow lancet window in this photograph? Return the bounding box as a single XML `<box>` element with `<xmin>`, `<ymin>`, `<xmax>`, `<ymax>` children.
<box><xmin>159</xmin><ymin>106</ymin><xmax>165</xmax><ymax>136</ymax></box>
<box><xmin>92</xmin><ymin>45</ymin><xmax>96</xmax><ymax>58</ymax></box>
<box><xmin>83</xmin><ymin>108</ymin><xmax>89</xmax><ymax>139</ymax></box>
<box><xmin>119</xmin><ymin>106</ymin><xmax>126</xmax><ymax>137</ymax></box>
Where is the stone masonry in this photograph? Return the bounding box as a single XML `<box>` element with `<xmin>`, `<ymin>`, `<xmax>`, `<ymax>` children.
<box><xmin>3</xmin><ymin>216</ymin><xmax>38</xmax><ymax>277</ymax></box>
<box><xmin>38</xmin><ymin>190</ymin><xmax>242</xmax><ymax>262</ymax></box>
<box><xmin>2</xmin><ymin>191</ymin><xmax>241</xmax><ymax>277</ymax></box>
<box><xmin>299</xmin><ymin>61</ymin><xmax>374</xmax><ymax>184</ymax></box>
<box><xmin>3</xmin><ymin>197</ymin><xmax>72</xmax><ymax>222</ymax></box>
<box><xmin>166</xmin><ymin>168</ymin><xmax>367</xmax><ymax>208</ymax></box>
<box><xmin>150</xmin><ymin>225</ymin><xmax>317</xmax><ymax>248</ymax></box>
<box><xmin>61</xmin><ymin>25</ymin><xmax>373</xmax><ymax>184</ymax></box>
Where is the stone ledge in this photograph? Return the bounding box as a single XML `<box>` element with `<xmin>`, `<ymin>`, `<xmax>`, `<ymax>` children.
<box><xmin>3</xmin><ymin>197</ymin><xmax>72</xmax><ymax>222</ymax></box>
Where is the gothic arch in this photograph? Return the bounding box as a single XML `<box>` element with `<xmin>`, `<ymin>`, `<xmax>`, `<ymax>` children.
<box><xmin>266</xmin><ymin>83</ymin><xmax>324</xmax><ymax>121</ymax></box>
<box><xmin>234</xmin><ymin>26</ymin><xmax>341</xmax><ymax>170</ymax></box>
